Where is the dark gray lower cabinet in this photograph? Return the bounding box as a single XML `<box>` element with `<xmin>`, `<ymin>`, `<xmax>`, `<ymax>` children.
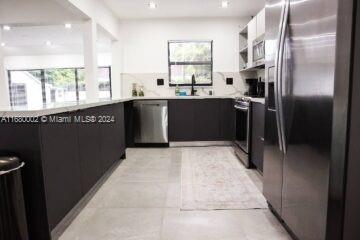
<box><xmin>251</xmin><ymin>102</ymin><xmax>265</xmax><ymax>172</ymax></box>
<box><xmin>114</xmin><ymin>103</ymin><xmax>126</xmax><ymax>155</ymax></box>
<box><xmin>77</xmin><ymin>108</ymin><xmax>102</xmax><ymax>195</ymax></box>
<box><xmin>0</xmin><ymin>124</ymin><xmax>51</xmax><ymax>240</ymax></box>
<box><xmin>124</xmin><ymin>101</ymin><xmax>135</xmax><ymax>147</ymax></box>
<box><xmin>168</xmin><ymin>100</ymin><xmax>196</xmax><ymax>141</ymax></box>
<box><xmin>41</xmin><ymin>103</ymin><xmax>126</xmax><ymax>233</ymax></box>
<box><xmin>194</xmin><ymin>99</ymin><xmax>220</xmax><ymax>141</ymax></box>
<box><xmin>40</xmin><ymin>113</ymin><xmax>83</xmax><ymax>230</ymax></box>
<box><xmin>168</xmin><ymin>99</ymin><xmax>235</xmax><ymax>142</ymax></box>
<box><xmin>220</xmin><ymin>99</ymin><xmax>236</xmax><ymax>140</ymax></box>
<box><xmin>0</xmin><ymin>102</ymin><xmax>126</xmax><ymax>240</ymax></box>
<box><xmin>99</xmin><ymin>104</ymin><xmax>125</xmax><ymax>173</ymax></box>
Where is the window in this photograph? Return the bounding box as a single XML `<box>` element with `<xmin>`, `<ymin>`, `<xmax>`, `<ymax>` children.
<box><xmin>76</xmin><ymin>68</ymin><xmax>86</xmax><ymax>101</ymax></box>
<box><xmin>10</xmin><ymin>84</ymin><xmax>27</xmax><ymax>107</ymax></box>
<box><xmin>8</xmin><ymin>70</ymin><xmax>43</xmax><ymax>109</ymax></box>
<box><xmin>45</xmin><ymin>68</ymin><xmax>77</xmax><ymax>104</ymax></box>
<box><xmin>98</xmin><ymin>67</ymin><xmax>112</xmax><ymax>99</ymax></box>
<box><xmin>76</xmin><ymin>67</ymin><xmax>111</xmax><ymax>100</ymax></box>
<box><xmin>8</xmin><ymin>66</ymin><xmax>112</xmax><ymax>107</ymax></box>
<box><xmin>168</xmin><ymin>40</ymin><xmax>213</xmax><ymax>86</ymax></box>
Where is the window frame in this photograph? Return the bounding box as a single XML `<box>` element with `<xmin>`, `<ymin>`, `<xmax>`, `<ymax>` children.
<box><xmin>168</xmin><ymin>40</ymin><xmax>213</xmax><ymax>87</ymax></box>
<box><xmin>9</xmin><ymin>83</ymin><xmax>27</xmax><ymax>107</ymax></box>
<box><xmin>7</xmin><ymin>66</ymin><xmax>112</xmax><ymax>107</ymax></box>
<box><xmin>97</xmin><ymin>66</ymin><xmax>112</xmax><ymax>99</ymax></box>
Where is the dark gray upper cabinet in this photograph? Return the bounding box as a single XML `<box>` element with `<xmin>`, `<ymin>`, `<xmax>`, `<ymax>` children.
<box><xmin>168</xmin><ymin>99</ymin><xmax>196</xmax><ymax>141</ymax></box>
<box><xmin>251</xmin><ymin>102</ymin><xmax>265</xmax><ymax>172</ymax></box>
<box><xmin>40</xmin><ymin>112</ymin><xmax>83</xmax><ymax>230</ymax></box>
<box><xmin>168</xmin><ymin>99</ymin><xmax>235</xmax><ymax>142</ymax></box>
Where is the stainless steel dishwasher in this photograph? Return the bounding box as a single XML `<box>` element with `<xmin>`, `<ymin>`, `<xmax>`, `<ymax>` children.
<box><xmin>133</xmin><ymin>100</ymin><xmax>168</xmax><ymax>144</ymax></box>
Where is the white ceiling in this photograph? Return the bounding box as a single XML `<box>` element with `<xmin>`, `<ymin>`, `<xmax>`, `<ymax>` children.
<box><xmin>1</xmin><ymin>24</ymin><xmax>112</xmax><ymax>56</ymax></box>
<box><xmin>103</xmin><ymin>0</ymin><xmax>265</xmax><ymax>19</ymax></box>
<box><xmin>0</xmin><ymin>0</ymin><xmax>88</xmax><ymax>25</ymax></box>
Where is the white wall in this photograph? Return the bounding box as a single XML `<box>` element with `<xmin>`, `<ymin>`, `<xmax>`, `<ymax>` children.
<box><xmin>0</xmin><ymin>34</ymin><xmax>10</xmax><ymax>108</ymax></box>
<box><xmin>1</xmin><ymin>17</ymin><xmax>253</xmax><ymax>103</ymax></box>
<box><xmin>4</xmin><ymin>53</ymin><xmax>111</xmax><ymax>70</ymax></box>
<box><xmin>118</xmin><ymin>18</ymin><xmax>252</xmax><ymax>97</ymax></box>
<box><xmin>120</xmin><ymin>18</ymin><xmax>248</xmax><ymax>73</ymax></box>
<box><xmin>111</xmin><ymin>41</ymin><xmax>123</xmax><ymax>98</ymax></box>
<box><xmin>62</xmin><ymin>0</ymin><xmax>120</xmax><ymax>40</ymax></box>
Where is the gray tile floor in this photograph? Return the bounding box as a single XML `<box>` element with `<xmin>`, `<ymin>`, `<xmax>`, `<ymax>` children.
<box><xmin>59</xmin><ymin>147</ymin><xmax>292</xmax><ymax>240</ymax></box>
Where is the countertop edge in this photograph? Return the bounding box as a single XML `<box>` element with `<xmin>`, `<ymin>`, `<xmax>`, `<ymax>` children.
<box><xmin>250</xmin><ymin>98</ymin><xmax>266</xmax><ymax>104</ymax></box>
<box><xmin>0</xmin><ymin>96</ymin><xmax>265</xmax><ymax>117</ymax></box>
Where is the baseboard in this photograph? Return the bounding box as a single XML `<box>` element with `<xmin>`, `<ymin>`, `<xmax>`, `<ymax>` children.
<box><xmin>51</xmin><ymin>157</ymin><xmax>125</xmax><ymax>240</ymax></box>
<box><xmin>267</xmin><ymin>203</ymin><xmax>298</xmax><ymax>240</ymax></box>
<box><xmin>133</xmin><ymin>143</ymin><xmax>170</xmax><ymax>148</ymax></box>
<box><xmin>169</xmin><ymin>141</ymin><xmax>233</xmax><ymax>147</ymax></box>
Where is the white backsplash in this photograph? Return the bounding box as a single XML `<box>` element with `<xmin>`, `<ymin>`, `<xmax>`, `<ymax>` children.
<box><xmin>121</xmin><ymin>72</ymin><xmax>255</xmax><ymax>98</ymax></box>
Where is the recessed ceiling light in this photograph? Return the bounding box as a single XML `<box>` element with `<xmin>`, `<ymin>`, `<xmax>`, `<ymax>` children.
<box><xmin>148</xmin><ymin>1</ymin><xmax>157</xmax><ymax>9</ymax></box>
<box><xmin>221</xmin><ymin>0</ymin><xmax>230</xmax><ymax>8</ymax></box>
<box><xmin>1</xmin><ymin>42</ymin><xmax>6</xmax><ymax>47</ymax></box>
<box><xmin>65</xmin><ymin>23</ymin><xmax>72</xmax><ymax>29</ymax></box>
<box><xmin>45</xmin><ymin>41</ymin><xmax>52</xmax><ymax>46</ymax></box>
<box><xmin>3</xmin><ymin>25</ymin><xmax>11</xmax><ymax>31</ymax></box>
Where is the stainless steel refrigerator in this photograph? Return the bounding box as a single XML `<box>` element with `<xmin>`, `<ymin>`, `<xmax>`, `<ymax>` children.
<box><xmin>263</xmin><ymin>0</ymin><xmax>338</xmax><ymax>239</ymax></box>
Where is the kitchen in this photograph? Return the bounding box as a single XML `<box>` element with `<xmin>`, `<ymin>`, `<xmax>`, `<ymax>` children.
<box><xmin>0</xmin><ymin>0</ymin><xmax>359</xmax><ymax>240</ymax></box>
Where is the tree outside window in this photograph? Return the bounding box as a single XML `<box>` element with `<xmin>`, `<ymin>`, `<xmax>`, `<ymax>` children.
<box><xmin>168</xmin><ymin>40</ymin><xmax>213</xmax><ymax>86</ymax></box>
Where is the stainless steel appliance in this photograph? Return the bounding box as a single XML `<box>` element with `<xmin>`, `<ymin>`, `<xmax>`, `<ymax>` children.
<box><xmin>245</xmin><ymin>78</ymin><xmax>259</xmax><ymax>97</ymax></box>
<box><xmin>234</xmin><ymin>97</ymin><xmax>251</xmax><ymax>167</ymax></box>
<box><xmin>263</xmin><ymin>0</ymin><xmax>338</xmax><ymax>239</ymax></box>
<box><xmin>253</xmin><ymin>35</ymin><xmax>265</xmax><ymax>66</ymax></box>
<box><xmin>133</xmin><ymin>100</ymin><xmax>168</xmax><ymax>144</ymax></box>
<box><xmin>257</xmin><ymin>79</ymin><xmax>265</xmax><ymax>98</ymax></box>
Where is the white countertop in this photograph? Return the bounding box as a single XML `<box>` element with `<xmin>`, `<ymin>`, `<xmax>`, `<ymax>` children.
<box><xmin>0</xmin><ymin>95</ymin><xmax>265</xmax><ymax>117</ymax></box>
<box><xmin>249</xmin><ymin>97</ymin><xmax>266</xmax><ymax>104</ymax></box>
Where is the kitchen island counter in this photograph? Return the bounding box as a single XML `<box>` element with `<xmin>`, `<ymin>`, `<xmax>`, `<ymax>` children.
<box><xmin>0</xmin><ymin>95</ymin><xmax>265</xmax><ymax>117</ymax></box>
<box><xmin>0</xmin><ymin>95</ymin><xmax>237</xmax><ymax>117</ymax></box>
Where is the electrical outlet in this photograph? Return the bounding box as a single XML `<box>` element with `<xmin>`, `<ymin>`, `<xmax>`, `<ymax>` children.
<box><xmin>226</xmin><ymin>78</ymin><xmax>233</xmax><ymax>85</ymax></box>
<box><xmin>157</xmin><ymin>79</ymin><xmax>164</xmax><ymax>86</ymax></box>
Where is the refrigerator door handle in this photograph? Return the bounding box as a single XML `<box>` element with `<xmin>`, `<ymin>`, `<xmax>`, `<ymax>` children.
<box><xmin>278</xmin><ymin>0</ymin><xmax>290</xmax><ymax>154</ymax></box>
<box><xmin>274</xmin><ymin>0</ymin><xmax>287</xmax><ymax>152</ymax></box>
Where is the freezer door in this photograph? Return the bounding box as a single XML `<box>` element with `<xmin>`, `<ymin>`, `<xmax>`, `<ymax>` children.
<box><xmin>263</xmin><ymin>0</ymin><xmax>285</xmax><ymax>215</ymax></box>
<box><xmin>280</xmin><ymin>0</ymin><xmax>338</xmax><ymax>239</ymax></box>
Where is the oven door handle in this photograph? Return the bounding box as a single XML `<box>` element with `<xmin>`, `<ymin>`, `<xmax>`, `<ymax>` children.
<box><xmin>234</xmin><ymin>105</ymin><xmax>249</xmax><ymax>111</ymax></box>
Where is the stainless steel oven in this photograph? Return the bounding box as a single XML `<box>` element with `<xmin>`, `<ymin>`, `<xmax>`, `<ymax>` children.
<box><xmin>234</xmin><ymin>97</ymin><xmax>251</xmax><ymax>167</ymax></box>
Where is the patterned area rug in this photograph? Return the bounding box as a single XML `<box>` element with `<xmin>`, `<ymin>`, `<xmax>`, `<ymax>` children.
<box><xmin>181</xmin><ymin>147</ymin><xmax>268</xmax><ymax>210</ymax></box>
